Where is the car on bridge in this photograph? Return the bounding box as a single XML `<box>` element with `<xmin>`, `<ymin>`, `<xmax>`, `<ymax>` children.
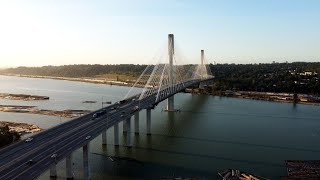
<box><xmin>27</xmin><ymin>159</ymin><xmax>34</xmax><ymax>165</ymax></box>
<box><xmin>25</xmin><ymin>137</ymin><xmax>33</xmax><ymax>142</ymax></box>
<box><xmin>51</xmin><ymin>153</ymin><xmax>57</xmax><ymax>158</ymax></box>
<box><xmin>132</xmin><ymin>105</ymin><xmax>139</xmax><ymax>112</ymax></box>
<box><xmin>119</xmin><ymin>99</ymin><xmax>127</xmax><ymax>104</ymax></box>
<box><xmin>91</xmin><ymin>110</ymin><xmax>107</xmax><ymax>120</ymax></box>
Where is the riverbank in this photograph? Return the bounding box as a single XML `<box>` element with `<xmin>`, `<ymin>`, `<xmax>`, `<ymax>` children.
<box><xmin>1</xmin><ymin>74</ymin><xmax>136</xmax><ymax>87</ymax></box>
<box><xmin>2</xmin><ymin>74</ymin><xmax>319</xmax><ymax>106</ymax></box>
<box><xmin>185</xmin><ymin>88</ymin><xmax>320</xmax><ymax>106</ymax></box>
<box><xmin>0</xmin><ymin>105</ymin><xmax>91</xmax><ymax>118</ymax></box>
<box><xmin>0</xmin><ymin>121</ymin><xmax>42</xmax><ymax>135</ymax></box>
<box><xmin>0</xmin><ymin>93</ymin><xmax>49</xmax><ymax>101</ymax></box>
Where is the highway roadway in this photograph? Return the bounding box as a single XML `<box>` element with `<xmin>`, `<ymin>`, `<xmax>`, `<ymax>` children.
<box><xmin>0</xmin><ymin>78</ymin><xmax>212</xmax><ymax>179</ymax></box>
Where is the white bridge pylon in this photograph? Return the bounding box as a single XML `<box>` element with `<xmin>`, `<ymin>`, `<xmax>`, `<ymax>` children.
<box><xmin>125</xmin><ymin>34</ymin><xmax>213</xmax><ymax>106</ymax></box>
<box><xmin>194</xmin><ymin>49</ymin><xmax>213</xmax><ymax>80</ymax></box>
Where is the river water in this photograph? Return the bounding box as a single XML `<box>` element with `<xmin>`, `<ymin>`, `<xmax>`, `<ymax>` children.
<box><xmin>0</xmin><ymin>75</ymin><xmax>320</xmax><ymax>179</ymax></box>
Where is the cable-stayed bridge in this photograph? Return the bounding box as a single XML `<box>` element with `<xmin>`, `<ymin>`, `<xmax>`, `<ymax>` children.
<box><xmin>0</xmin><ymin>34</ymin><xmax>214</xmax><ymax>180</ymax></box>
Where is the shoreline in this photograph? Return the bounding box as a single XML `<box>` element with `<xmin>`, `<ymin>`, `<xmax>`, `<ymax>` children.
<box><xmin>1</xmin><ymin>74</ymin><xmax>319</xmax><ymax>107</ymax></box>
<box><xmin>0</xmin><ymin>121</ymin><xmax>42</xmax><ymax>135</ymax></box>
<box><xmin>0</xmin><ymin>93</ymin><xmax>49</xmax><ymax>101</ymax></box>
<box><xmin>0</xmin><ymin>74</ymin><xmax>136</xmax><ymax>87</ymax></box>
<box><xmin>186</xmin><ymin>89</ymin><xmax>320</xmax><ymax>106</ymax></box>
<box><xmin>0</xmin><ymin>105</ymin><xmax>91</xmax><ymax>118</ymax></box>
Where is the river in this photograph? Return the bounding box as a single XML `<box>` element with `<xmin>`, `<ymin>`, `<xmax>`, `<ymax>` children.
<box><xmin>0</xmin><ymin>75</ymin><xmax>320</xmax><ymax>179</ymax></box>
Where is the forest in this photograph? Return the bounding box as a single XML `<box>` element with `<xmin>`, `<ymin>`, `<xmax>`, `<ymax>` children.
<box><xmin>0</xmin><ymin>64</ymin><xmax>147</xmax><ymax>78</ymax></box>
<box><xmin>209</xmin><ymin>62</ymin><xmax>320</xmax><ymax>94</ymax></box>
<box><xmin>0</xmin><ymin>126</ymin><xmax>20</xmax><ymax>148</ymax></box>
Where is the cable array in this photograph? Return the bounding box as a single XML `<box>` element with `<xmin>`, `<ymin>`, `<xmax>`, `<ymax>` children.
<box><xmin>125</xmin><ymin>40</ymin><xmax>213</xmax><ymax>102</ymax></box>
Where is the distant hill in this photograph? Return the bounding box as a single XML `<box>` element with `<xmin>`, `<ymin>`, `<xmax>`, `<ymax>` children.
<box><xmin>0</xmin><ymin>64</ymin><xmax>147</xmax><ymax>78</ymax></box>
<box><xmin>1</xmin><ymin>62</ymin><xmax>319</xmax><ymax>94</ymax></box>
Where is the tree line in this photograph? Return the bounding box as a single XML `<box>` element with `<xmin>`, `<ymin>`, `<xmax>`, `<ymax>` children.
<box><xmin>0</xmin><ymin>126</ymin><xmax>20</xmax><ymax>148</ymax></box>
<box><xmin>209</xmin><ymin>62</ymin><xmax>320</xmax><ymax>94</ymax></box>
<box><xmin>0</xmin><ymin>64</ymin><xmax>147</xmax><ymax>78</ymax></box>
<box><xmin>1</xmin><ymin>62</ymin><xmax>319</xmax><ymax>94</ymax></box>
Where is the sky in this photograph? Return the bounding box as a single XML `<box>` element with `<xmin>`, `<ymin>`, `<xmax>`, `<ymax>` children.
<box><xmin>0</xmin><ymin>0</ymin><xmax>319</xmax><ymax>67</ymax></box>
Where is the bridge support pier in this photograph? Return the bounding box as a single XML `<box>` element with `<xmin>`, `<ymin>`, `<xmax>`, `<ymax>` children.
<box><xmin>167</xmin><ymin>96</ymin><xmax>175</xmax><ymax>111</ymax></box>
<box><xmin>123</xmin><ymin>120</ymin><xmax>127</xmax><ymax>133</ymax></box>
<box><xmin>114</xmin><ymin>122</ymin><xmax>119</xmax><ymax>146</ymax></box>
<box><xmin>146</xmin><ymin>109</ymin><xmax>151</xmax><ymax>135</ymax></box>
<box><xmin>83</xmin><ymin>143</ymin><xmax>91</xmax><ymax>180</ymax></box>
<box><xmin>126</xmin><ymin>117</ymin><xmax>132</xmax><ymax>147</ymax></box>
<box><xmin>102</xmin><ymin>130</ymin><xmax>107</xmax><ymax>145</ymax></box>
<box><xmin>66</xmin><ymin>154</ymin><xmax>73</xmax><ymax>179</ymax></box>
<box><xmin>134</xmin><ymin>112</ymin><xmax>139</xmax><ymax>134</ymax></box>
<box><xmin>50</xmin><ymin>163</ymin><xmax>57</xmax><ymax>178</ymax></box>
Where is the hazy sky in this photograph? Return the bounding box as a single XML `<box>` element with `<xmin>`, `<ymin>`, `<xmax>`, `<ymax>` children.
<box><xmin>0</xmin><ymin>0</ymin><xmax>319</xmax><ymax>67</ymax></box>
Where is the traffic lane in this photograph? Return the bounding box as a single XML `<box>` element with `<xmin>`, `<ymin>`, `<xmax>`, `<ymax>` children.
<box><xmin>15</xmin><ymin>111</ymin><xmax>121</xmax><ymax>179</ymax></box>
<box><xmin>2</xmin><ymin>116</ymin><xmax>105</xmax><ymax>180</ymax></box>
<box><xmin>22</xmin><ymin>119</ymin><xmax>107</xmax><ymax>179</ymax></box>
<box><xmin>0</xmin><ymin>103</ymin><xmax>119</xmax><ymax>164</ymax></box>
<box><xmin>0</xmin><ymin>117</ymin><xmax>95</xmax><ymax>174</ymax></box>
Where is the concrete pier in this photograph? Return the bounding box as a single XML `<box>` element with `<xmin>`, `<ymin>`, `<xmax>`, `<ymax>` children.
<box><xmin>102</xmin><ymin>131</ymin><xmax>107</xmax><ymax>145</ymax></box>
<box><xmin>134</xmin><ymin>112</ymin><xmax>139</xmax><ymax>134</ymax></box>
<box><xmin>146</xmin><ymin>109</ymin><xmax>151</xmax><ymax>135</ymax></box>
<box><xmin>126</xmin><ymin>117</ymin><xmax>132</xmax><ymax>147</ymax></box>
<box><xmin>114</xmin><ymin>122</ymin><xmax>119</xmax><ymax>146</ymax></box>
<box><xmin>66</xmin><ymin>154</ymin><xmax>73</xmax><ymax>179</ymax></box>
<box><xmin>83</xmin><ymin>144</ymin><xmax>91</xmax><ymax>180</ymax></box>
<box><xmin>123</xmin><ymin>120</ymin><xmax>127</xmax><ymax>133</ymax></box>
<box><xmin>49</xmin><ymin>164</ymin><xmax>57</xmax><ymax>178</ymax></box>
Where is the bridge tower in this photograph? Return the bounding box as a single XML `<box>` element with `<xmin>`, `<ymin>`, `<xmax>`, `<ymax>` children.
<box><xmin>201</xmin><ymin>49</ymin><xmax>204</xmax><ymax>66</ymax></box>
<box><xmin>167</xmin><ymin>34</ymin><xmax>175</xmax><ymax>111</ymax></box>
<box><xmin>199</xmin><ymin>49</ymin><xmax>205</xmax><ymax>89</ymax></box>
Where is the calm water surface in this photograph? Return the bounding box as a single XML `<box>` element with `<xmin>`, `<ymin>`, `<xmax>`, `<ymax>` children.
<box><xmin>0</xmin><ymin>75</ymin><xmax>320</xmax><ymax>179</ymax></box>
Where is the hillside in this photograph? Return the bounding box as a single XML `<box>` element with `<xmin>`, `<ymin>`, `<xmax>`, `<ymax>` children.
<box><xmin>0</xmin><ymin>64</ymin><xmax>147</xmax><ymax>78</ymax></box>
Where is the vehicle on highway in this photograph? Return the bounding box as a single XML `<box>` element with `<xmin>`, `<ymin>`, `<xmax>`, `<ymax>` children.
<box><xmin>85</xmin><ymin>136</ymin><xmax>91</xmax><ymax>140</ymax></box>
<box><xmin>91</xmin><ymin>110</ymin><xmax>107</xmax><ymax>120</ymax></box>
<box><xmin>25</xmin><ymin>137</ymin><xmax>33</xmax><ymax>142</ymax></box>
<box><xmin>27</xmin><ymin>159</ymin><xmax>34</xmax><ymax>165</ymax></box>
<box><xmin>51</xmin><ymin>154</ymin><xmax>57</xmax><ymax>158</ymax></box>
<box><xmin>134</xmin><ymin>105</ymin><xmax>139</xmax><ymax>111</ymax></box>
<box><xmin>91</xmin><ymin>113</ymin><xmax>98</xmax><ymax>120</ymax></box>
<box><xmin>119</xmin><ymin>99</ymin><xmax>127</xmax><ymax>104</ymax></box>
